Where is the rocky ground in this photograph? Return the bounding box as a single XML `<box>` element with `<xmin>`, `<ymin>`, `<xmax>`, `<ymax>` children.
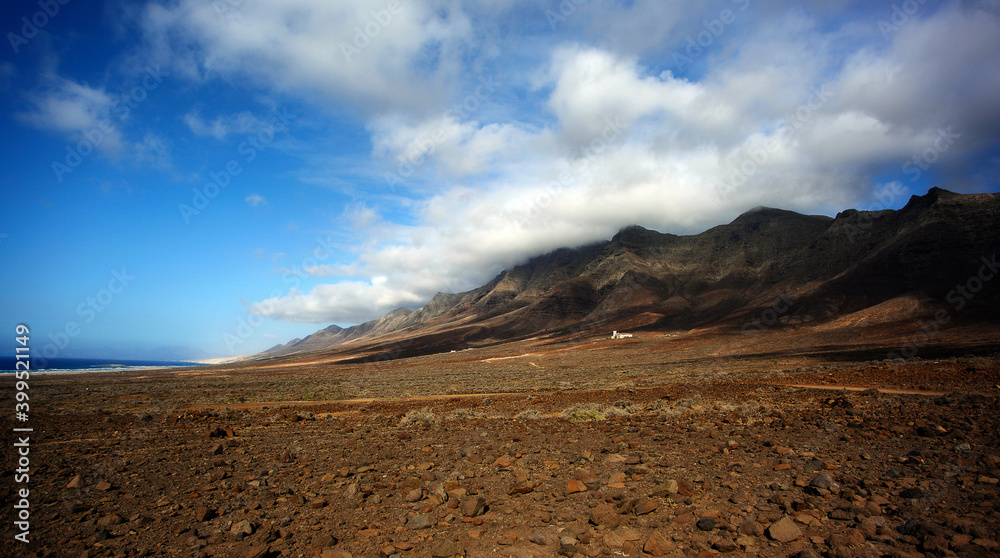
<box><xmin>3</xmin><ymin>341</ymin><xmax>1000</xmax><ymax>558</ymax></box>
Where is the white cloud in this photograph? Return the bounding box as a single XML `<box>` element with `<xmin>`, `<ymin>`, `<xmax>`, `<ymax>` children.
<box><xmin>16</xmin><ymin>74</ymin><xmax>125</xmax><ymax>156</ymax></box>
<box><xmin>829</xmin><ymin>3</ymin><xmax>1000</xmax><ymax>150</ymax></box>
<box><xmin>131</xmin><ymin>1</ymin><xmax>1000</xmax><ymax>324</ymax></box>
<box><xmin>139</xmin><ymin>0</ymin><xmax>478</xmax><ymax>116</ymax></box>
<box><xmin>134</xmin><ymin>133</ymin><xmax>173</xmax><ymax>169</ymax></box>
<box><xmin>245</xmin><ymin>193</ymin><xmax>268</xmax><ymax>207</ymax></box>
<box><xmin>183</xmin><ymin>111</ymin><xmax>268</xmax><ymax>140</ymax></box>
<box><xmin>372</xmin><ymin>113</ymin><xmax>533</xmax><ymax>180</ymax></box>
<box><xmin>254</xmin><ymin>248</ymin><xmax>284</xmax><ymax>262</ymax></box>
<box><xmin>301</xmin><ymin>265</ymin><xmax>337</xmax><ymax>277</ymax></box>
<box><xmin>251</xmin><ymin>283</ymin><xmax>425</xmax><ymax>324</ymax></box>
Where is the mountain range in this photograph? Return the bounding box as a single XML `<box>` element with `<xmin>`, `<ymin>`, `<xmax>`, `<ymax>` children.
<box><xmin>260</xmin><ymin>188</ymin><xmax>1000</xmax><ymax>361</ymax></box>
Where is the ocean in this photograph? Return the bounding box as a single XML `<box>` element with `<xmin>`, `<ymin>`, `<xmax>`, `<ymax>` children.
<box><xmin>0</xmin><ymin>356</ymin><xmax>198</xmax><ymax>373</ymax></box>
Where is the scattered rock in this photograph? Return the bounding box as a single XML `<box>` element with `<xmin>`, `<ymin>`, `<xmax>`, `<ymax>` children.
<box><xmin>460</xmin><ymin>495</ymin><xmax>486</xmax><ymax>517</ymax></box>
<box><xmin>809</xmin><ymin>473</ymin><xmax>839</xmax><ymax>491</ymax></box>
<box><xmin>644</xmin><ymin>531</ymin><xmax>677</xmax><ymax>556</ymax></box>
<box><xmin>508</xmin><ymin>480</ymin><xmax>535</xmax><ymax>495</ymax></box>
<box><xmin>96</xmin><ymin>513</ymin><xmax>122</xmax><ymax>527</ymax></box>
<box><xmin>590</xmin><ymin>503</ymin><xmax>621</xmax><ymax>529</ymax></box>
<box><xmin>713</xmin><ymin>538</ymin><xmax>739</xmax><ymax>553</ymax></box>
<box><xmin>405</xmin><ymin>488</ymin><xmax>423</xmax><ymax>502</ymax></box>
<box><xmin>231</xmin><ymin>520</ymin><xmax>254</xmax><ymax>538</ymax></box>
<box><xmin>432</xmin><ymin>540</ymin><xmax>463</xmax><ymax>557</ymax></box>
<box><xmin>406</xmin><ymin>514</ymin><xmax>435</xmax><ymax>530</ymax></box>
<box><xmin>529</xmin><ymin>528</ymin><xmax>558</xmax><ymax>546</ymax></box>
<box><xmin>767</xmin><ymin>516</ymin><xmax>802</xmax><ymax>543</ymax></box>
<box><xmin>739</xmin><ymin>518</ymin><xmax>763</xmax><ymax>537</ymax></box>
<box><xmin>242</xmin><ymin>544</ymin><xmax>270</xmax><ymax>558</ymax></box>
<box><xmin>696</xmin><ymin>517</ymin><xmax>716</xmax><ymax>531</ymax></box>
<box><xmin>194</xmin><ymin>506</ymin><xmax>214</xmax><ymax>522</ymax></box>
<box><xmin>649</xmin><ymin>480</ymin><xmax>679</xmax><ymax>497</ymax></box>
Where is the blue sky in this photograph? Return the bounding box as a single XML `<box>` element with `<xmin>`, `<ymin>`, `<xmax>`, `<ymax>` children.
<box><xmin>1</xmin><ymin>0</ymin><xmax>999</xmax><ymax>360</ymax></box>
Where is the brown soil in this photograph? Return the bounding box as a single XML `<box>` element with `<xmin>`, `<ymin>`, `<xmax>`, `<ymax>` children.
<box><xmin>3</xmin><ymin>327</ymin><xmax>1000</xmax><ymax>558</ymax></box>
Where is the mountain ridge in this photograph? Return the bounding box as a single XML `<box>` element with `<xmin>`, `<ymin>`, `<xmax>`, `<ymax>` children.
<box><xmin>259</xmin><ymin>188</ymin><xmax>1000</xmax><ymax>360</ymax></box>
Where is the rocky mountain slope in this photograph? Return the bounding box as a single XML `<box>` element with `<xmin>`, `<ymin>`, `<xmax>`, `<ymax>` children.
<box><xmin>261</xmin><ymin>188</ymin><xmax>1000</xmax><ymax>359</ymax></box>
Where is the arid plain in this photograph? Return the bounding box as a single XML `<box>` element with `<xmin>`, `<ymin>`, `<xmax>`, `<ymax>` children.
<box><xmin>3</xmin><ymin>320</ymin><xmax>1000</xmax><ymax>558</ymax></box>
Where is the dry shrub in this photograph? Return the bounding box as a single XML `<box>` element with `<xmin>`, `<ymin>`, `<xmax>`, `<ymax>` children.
<box><xmin>400</xmin><ymin>407</ymin><xmax>439</xmax><ymax>426</ymax></box>
<box><xmin>446</xmin><ymin>408</ymin><xmax>485</xmax><ymax>421</ymax></box>
<box><xmin>514</xmin><ymin>408</ymin><xmax>542</xmax><ymax>420</ymax></box>
<box><xmin>657</xmin><ymin>394</ymin><xmax>707</xmax><ymax>419</ymax></box>
<box><xmin>561</xmin><ymin>403</ymin><xmax>605</xmax><ymax>422</ymax></box>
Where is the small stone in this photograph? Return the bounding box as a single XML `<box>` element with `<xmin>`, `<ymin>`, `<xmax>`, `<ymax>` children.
<box><xmin>496</xmin><ymin>532</ymin><xmax>517</xmax><ymax>545</ymax></box>
<box><xmin>713</xmin><ymin>538</ymin><xmax>739</xmax><ymax>553</ymax></box>
<box><xmin>921</xmin><ymin>536</ymin><xmax>951</xmax><ymax>554</ymax></box>
<box><xmin>493</xmin><ymin>454</ymin><xmax>514</xmax><ymax>468</ymax></box>
<box><xmin>406</xmin><ymin>514</ymin><xmax>435</xmax><ymax>530</ymax></box>
<box><xmin>644</xmin><ymin>531</ymin><xmax>676</xmax><ymax>556</ymax></box>
<box><xmin>309</xmin><ymin>497</ymin><xmax>327</xmax><ymax>509</ymax></box>
<box><xmin>673</xmin><ymin>512</ymin><xmax>696</xmax><ymax>524</ymax></box>
<box><xmin>231</xmin><ymin>519</ymin><xmax>254</xmax><ymax>537</ymax></box>
<box><xmin>809</xmin><ymin>473</ymin><xmax>839</xmax><ymax>491</ymax></box>
<box><xmin>767</xmin><ymin>516</ymin><xmax>802</xmax><ymax>543</ymax></box>
<box><xmin>405</xmin><ymin>488</ymin><xmax>423</xmax><ymax>502</ymax></box>
<box><xmin>566</xmin><ymin>480</ymin><xmax>588</xmax><ymax>494</ymax></box>
<box><xmin>615</xmin><ymin>528</ymin><xmax>641</xmax><ymax>545</ymax></box>
<box><xmin>649</xmin><ymin>480</ymin><xmax>679</xmax><ymax>497</ymax></box>
<box><xmin>210</xmin><ymin>443</ymin><xmax>224</xmax><ymax>456</ymax></box>
<box><xmin>602</xmin><ymin>531</ymin><xmax>625</xmax><ymax>549</ymax></box>
<box><xmin>973</xmin><ymin>538</ymin><xmax>999</xmax><ymax>550</ymax></box>
<box><xmin>529</xmin><ymin>529</ymin><xmax>558</xmax><ymax>546</ymax></box>
<box><xmin>194</xmin><ymin>506</ymin><xmax>214</xmax><ymax>522</ymax></box>
<box><xmin>633</xmin><ymin>496</ymin><xmax>658</xmax><ymax>515</ymax></box>
<box><xmin>460</xmin><ymin>496</ymin><xmax>486</xmax><ymax>518</ymax></box>
<box><xmin>508</xmin><ymin>481</ymin><xmax>535</xmax><ymax>495</ymax></box>
<box><xmin>590</xmin><ymin>503</ymin><xmax>621</xmax><ymax>528</ymax></box>
<box><xmin>242</xmin><ymin>544</ymin><xmax>270</xmax><ymax>558</ymax></box>
<box><xmin>739</xmin><ymin>518</ymin><xmax>763</xmax><ymax>536</ymax></box>
<box><xmin>97</xmin><ymin>513</ymin><xmax>122</xmax><ymax>527</ymax></box>
<box><xmin>829</xmin><ymin>507</ymin><xmax>853</xmax><ymax>521</ymax></box>
<box><xmin>432</xmin><ymin>540</ymin><xmax>463</xmax><ymax>557</ymax></box>
<box><xmin>313</xmin><ymin>534</ymin><xmax>336</xmax><ymax>548</ymax></box>
<box><xmin>66</xmin><ymin>475</ymin><xmax>83</xmax><ymax>489</ymax></box>
<box><xmin>319</xmin><ymin>550</ymin><xmax>352</xmax><ymax>558</ymax></box>
<box><xmin>95</xmin><ymin>480</ymin><xmax>112</xmax><ymax>491</ymax></box>
<box><xmin>696</xmin><ymin>517</ymin><xmax>716</xmax><ymax>531</ymax></box>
